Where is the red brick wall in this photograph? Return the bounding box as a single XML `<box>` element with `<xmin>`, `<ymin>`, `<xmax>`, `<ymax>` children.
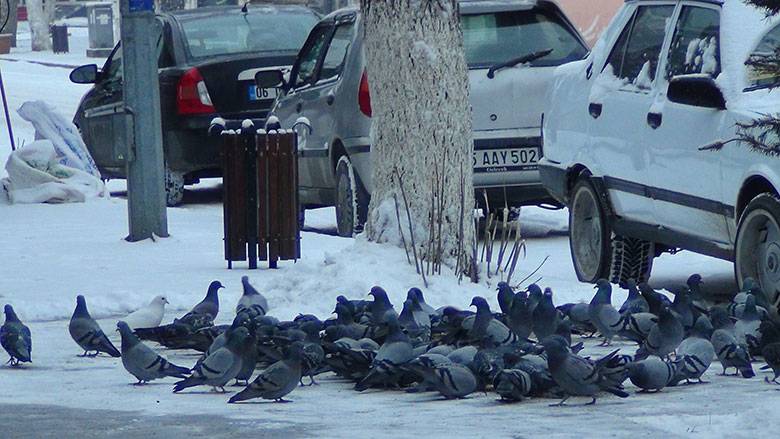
<box><xmin>557</xmin><ymin>0</ymin><xmax>622</xmax><ymax>47</ymax></box>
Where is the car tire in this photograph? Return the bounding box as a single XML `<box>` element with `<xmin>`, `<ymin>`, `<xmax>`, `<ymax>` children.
<box><xmin>568</xmin><ymin>178</ymin><xmax>613</xmax><ymax>283</ymax></box>
<box><xmin>164</xmin><ymin>166</ymin><xmax>185</xmax><ymax>207</ymax></box>
<box><xmin>335</xmin><ymin>156</ymin><xmax>369</xmax><ymax>237</ymax></box>
<box><xmin>735</xmin><ymin>193</ymin><xmax>780</xmax><ymax>305</ymax></box>
<box><xmin>610</xmin><ymin>235</ymin><xmax>654</xmax><ymax>285</ymax></box>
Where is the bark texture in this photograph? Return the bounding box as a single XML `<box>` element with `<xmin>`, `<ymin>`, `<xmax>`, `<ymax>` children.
<box><xmin>361</xmin><ymin>0</ymin><xmax>475</xmax><ymax>270</ymax></box>
<box><xmin>1</xmin><ymin>0</ymin><xmax>19</xmax><ymax>47</ymax></box>
<box><xmin>26</xmin><ymin>0</ymin><xmax>53</xmax><ymax>51</ymax></box>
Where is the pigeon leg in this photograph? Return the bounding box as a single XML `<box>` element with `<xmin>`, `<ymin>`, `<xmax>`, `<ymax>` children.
<box><xmin>308</xmin><ymin>375</ymin><xmax>319</xmax><ymax>386</ymax></box>
<box><xmin>549</xmin><ymin>396</ymin><xmax>570</xmax><ymax>407</ymax></box>
<box><xmin>765</xmin><ymin>376</ymin><xmax>780</xmax><ymax>385</ymax></box>
<box><xmin>696</xmin><ymin>378</ymin><xmax>708</xmax><ymax>384</ymax></box>
<box><xmin>78</xmin><ymin>351</ymin><xmax>89</xmax><ymax>357</ymax></box>
<box><xmin>585</xmin><ymin>397</ymin><xmax>597</xmax><ymax>405</ymax></box>
<box><xmin>88</xmin><ymin>351</ymin><xmax>99</xmax><ymax>358</ymax></box>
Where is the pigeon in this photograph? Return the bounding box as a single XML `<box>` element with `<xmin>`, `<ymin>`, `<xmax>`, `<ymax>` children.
<box><xmin>638</xmin><ymin>282</ymin><xmax>672</xmax><ymax>315</ymax></box>
<box><xmin>496</xmin><ymin>282</ymin><xmax>515</xmax><ymax>315</ymax></box>
<box><xmin>532</xmin><ymin>288</ymin><xmax>560</xmax><ymax>341</ymax></box>
<box><xmin>69</xmin><ymin>295</ymin><xmax>121</xmax><ymax>357</ymax></box>
<box><xmin>235</xmin><ymin>326</ymin><xmax>259</xmax><ymax>386</ymax></box>
<box><xmin>541</xmin><ymin>335</ymin><xmax>628</xmax><ymax>406</ymax></box>
<box><xmin>557</xmin><ymin>302</ymin><xmax>594</xmax><ymax>335</ymax></box>
<box><xmin>494</xmin><ymin>368</ymin><xmax>533</xmax><ymax>402</ymax></box>
<box><xmin>116</xmin><ymin>321</ymin><xmax>189</xmax><ymax>384</ymax></box>
<box><xmin>404</xmin><ymin>354</ymin><xmax>452</xmax><ymax>393</ymax></box>
<box><xmin>237</xmin><ymin>276</ymin><xmax>268</xmax><ymax>317</ymax></box>
<box><xmin>355</xmin><ymin>312</ymin><xmax>414</xmax><ymax>391</ymax></box>
<box><xmin>466</xmin><ymin>297</ymin><xmax>518</xmax><ymax>347</ymax></box>
<box><xmin>229</xmin><ymin>342</ymin><xmax>305</xmax><ymax>403</ymax></box>
<box><xmin>407</xmin><ymin>288</ymin><xmax>436</xmax><ymax>317</ymax></box>
<box><xmin>686</xmin><ymin>274</ymin><xmax>711</xmax><ymax>313</ymax></box>
<box><xmin>325</xmin><ymin>303</ymin><xmax>368</xmax><ymax>341</ymax></box>
<box><xmin>670</xmin><ymin>316</ymin><xmax>715</xmax><ymax>385</ymax></box>
<box><xmin>588</xmin><ymin>279</ymin><xmax>623</xmax><ymax>346</ymax></box>
<box><xmin>670</xmin><ymin>287</ymin><xmax>695</xmax><ymax>330</ymax></box>
<box><xmin>190</xmin><ymin>280</ymin><xmax>223</xmax><ymax>320</ymax></box>
<box><xmin>368</xmin><ymin>286</ymin><xmax>396</xmax><ymax>325</ymax></box>
<box><xmin>398</xmin><ymin>296</ymin><xmax>431</xmax><ymax>340</ymax></box>
<box><xmin>526</xmin><ymin>284</ymin><xmax>544</xmax><ymax>315</ymax></box>
<box><xmin>1</xmin><ymin>305</ymin><xmax>32</xmax><ymax>366</ymax></box>
<box><xmin>619</xmin><ymin>312</ymin><xmax>657</xmax><ymax>344</ymax></box>
<box><xmin>626</xmin><ymin>357</ymin><xmax>676</xmax><ymax>392</ymax></box>
<box><xmin>421</xmin><ymin>362</ymin><xmax>477</xmax><ymax>399</ymax></box>
<box><xmin>761</xmin><ymin>341</ymin><xmax>780</xmax><ymax>384</ymax></box>
<box><xmin>636</xmin><ymin>306</ymin><xmax>684</xmax><ymax>360</ymax></box>
<box><xmin>122</xmin><ymin>295</ymin><xmax>168</xmax><ymax>330</ymax></box>
<box><xmin>711</xmin><ymin>326</ymin><xmax>755</xmax><ymax>378</ymax></box>
<box><xmin>620</xmin><ymin>279</ymin><xmax>649</xmax><ymax>315</ymax></box>
<box><xmin>173</xmin><ymin>326</ymin><xmax>249</xmax><ymax>393</ymax></box>
<box><xmin>507</xmin><ymin>292</ymin><xmax>533</xmax><ymax>339</ymax></box>
<box><xmin>734</xmin><ymin>294</ymin><xmax>762</xmax><ymax>356</ymax></box>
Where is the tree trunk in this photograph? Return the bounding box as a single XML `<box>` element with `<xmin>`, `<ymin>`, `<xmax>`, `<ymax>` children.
<box><xmin>1</xmin><ymin>0</ymin><xmax>19</xmax><ymax>47</ymax></box>
<box><xmin>361</xmin><ymin>0</ymin><xmax>475</xmax><ymax>274</ymax></box>
<box><xmin>26</xmin><ymin>0</ymin><xmax>54</xmax><ymax>51</ymax></box>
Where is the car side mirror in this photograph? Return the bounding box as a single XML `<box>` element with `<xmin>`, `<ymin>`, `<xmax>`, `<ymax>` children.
<box><xmin>255</xmin><ymin>70</ymin><xmax>284</xmax><ymax>89</ymax></box>
<box><xmin>70</xmin><ymin>64</ymin><xmax>99</xmax><ymax>84</ymax></box>
<box><xmin>667</xmin><ymin>75</ymin><xmax>726</xmax><ymax>110</ymax></box>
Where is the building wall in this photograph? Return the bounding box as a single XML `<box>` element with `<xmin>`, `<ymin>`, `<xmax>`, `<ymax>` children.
<box><xmin>556</xmin><ymin>0</ymin><xmax>622</xmax><ymax>47</ymax></box>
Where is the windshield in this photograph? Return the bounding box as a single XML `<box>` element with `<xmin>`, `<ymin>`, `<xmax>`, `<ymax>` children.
<box><xmin>179</xmin><ymin>10</ymin><xmax>318</xmax><ymax>60</ymax></box>
<box><xmin>747</xmin><ymin>24</ymin><xmax>780</xmax><ymax>89</ymax></box>
<box><xmin>462</xmin><ymin>9</ymin><xmax>588</xmax><ymax>69</ymax></box>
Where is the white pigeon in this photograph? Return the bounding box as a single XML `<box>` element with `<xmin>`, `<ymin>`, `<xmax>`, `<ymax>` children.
<box><xmin>121</xmin><ymin>295</ymin><xmax>168</xmax><ymax>330</ymax></box>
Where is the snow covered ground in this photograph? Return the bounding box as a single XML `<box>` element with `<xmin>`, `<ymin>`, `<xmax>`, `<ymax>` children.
<box><xmin>2</xmin><ymin>29</ymin><xmax>779</xmax><ymax>438</ymax></box>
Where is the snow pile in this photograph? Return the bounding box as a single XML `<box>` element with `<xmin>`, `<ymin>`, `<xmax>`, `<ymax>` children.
<box><xmin>1</xmin><ymin>140</ymin><xmax>105</xmax><ymax>204</ymax></box>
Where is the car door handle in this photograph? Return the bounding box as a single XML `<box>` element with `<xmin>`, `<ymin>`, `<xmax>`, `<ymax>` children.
<box><xmin>326</xmin><ymin>94</ymin><xmax>335</xmax><ymax>106</ymax></box>
<box><xmin>647</xmin><ymin>112</ymin><xmax>663</xmax><ymax>129</ymax></box>
<box><xmin>588</xmin><ymin>103</ymin><xmax>602</xmax><ymax>119</ymax></box>
<box><xmin>296</xmin><ymin>102</ymin><xmax>303</xmax><ymax>113</ymax></box>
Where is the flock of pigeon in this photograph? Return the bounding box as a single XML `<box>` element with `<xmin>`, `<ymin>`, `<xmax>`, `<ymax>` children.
<box><xmin>2</xmin><ymin>274</ymin><xmax>780</xmax><ymax>406</ymax></box>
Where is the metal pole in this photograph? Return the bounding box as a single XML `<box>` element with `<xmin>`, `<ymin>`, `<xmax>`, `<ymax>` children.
<box><xmin>121</xmin><ymin>0</ymin><xmax>168</xmax><ymax>241</ymax></box>
<box><xmin>0</xmin><ymin>67</ymin><xmax>15</xmax><ymax>151</ymax></box>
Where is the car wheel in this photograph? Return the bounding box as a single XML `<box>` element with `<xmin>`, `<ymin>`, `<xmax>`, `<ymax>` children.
<box><xmin>735</xmin><ymin>193</ymin><xmax>780</xmax><ymax>304</ymax></box>
<box><xmin>568</xmin><ymin>178</ymin><xmax>613</xmax><ymax>283</ymax></box>
<box><xmin>164</xmin><ymin>166</ymin><xmax>185</xmax><ymax>207</ymax></box>
<box><xmin>611</xmin><ymin>235</ymin><xmax>654</xmax><ymax>285</ymax></box>
<box><xmin>335</xmin><ymin>156</ymin><xmax>369</xmax><ymax>237</ymax></box>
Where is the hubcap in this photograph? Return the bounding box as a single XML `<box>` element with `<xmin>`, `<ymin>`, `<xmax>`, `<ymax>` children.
<box><xmin>571</xmin><ymin>186</ymin><xmax>603</xmax><ymax>280</ymax></box>
<box><xmin>737</xmin><ymin>208</ymin><xmax>780</xmax><ymax>300</ymax></box>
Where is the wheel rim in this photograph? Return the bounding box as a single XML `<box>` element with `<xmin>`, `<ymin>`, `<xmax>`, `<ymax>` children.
<box><xmin>336</xmin><ymin>171</ymin><xmax>354</xmax><ymax>236</ymax></box>
<box><xmin>571</xmin><ymin>186</ymin><xmax>603</xmax><ymax>280</ymax></box>
<box><xmin>737</xmin><ymin>208</ymin><xmax>780</xmax><ymax>300</ymax></box>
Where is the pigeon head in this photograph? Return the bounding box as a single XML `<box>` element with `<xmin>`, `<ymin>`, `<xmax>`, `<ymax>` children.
<box><xmin>209</xmin><ymin>280</ymin><xmax>225</xmax><ymax>293</ymax></box>
<box><xmin>407</xmin><ymin>287</ymin><xmax>424</xmax><ymax>303</ymax></box>
<box><xmin>742</xmin><ymin>277</ymin><xmax>757</xmax><ymax>292</ymax></box>
<box><xmin>152</xmin><ymin>295</ymin><xmax>169</xmax><ymax>306</ymax></box>
<box><xmin>369</xmin><ymin>286</ymin><xmax>389</xmax><ymax>301</ymax></box>
<box><xmin>299</xmin><ymin>320</ymin><xmax>323</xmax><ymax>338</ymax></box>
<box><xmin>382</xmin><ymin>310</ymin><xmax>400</xmax><ymax>327</ymax></box>
<box><xmin>286</xmin><ymin>341</ymin><xmax>306</xmax><ymax>362</ymax></box>
<box><xmin>336</xmin><ymin>295</ymin><xmax>349</xmax><ymax>305</ymax></box>
<box><xmin>226</xmin><ymin>326</ymin><xmax>250</xmax><ymax>349</ymax></box>
<box><xmin>470</xmin><ymin>296</ymin><xmax>490</xmax><ymax>311</ymax></box>
<box><xmin>595</xmin><ymin>278</ymin><xmax>611</xmax><ymax>290</ymax></box>
<box><xmin>333</xmin><ymin>303</ymin><xmax>353</xmax><ymax>321</ymax></box>
<box><xmin>543</xmin><ymin>287</ymin><xmax>554</xmax><ymax>299</ymax></box>
<box><xmin>687</xmin><ymin>274</ymin><xmax>703</xmax><ymax>288</ymax></box>
<box><xmin>692</xmin><ymin>315</ymin><xmax>713</xmax><ymax>339</ymax></box>
<box><xmin>74</xmin><ymin>295</ymin><xmax>90</xmax><ymax>317</ymax></box>
<box><xmin>743</xmin><ymin>294</ymin><xmax>759</xmax><ymax>320</ymax></box>
<box><xmin>540</xmin><ymin>335</ymin><xmax>570</xmax><ymax>359</ymax></box>
<box><xmin>3</xmin><ymin>304</ymin><xmax>19</xmax><ymax>322</ymax></box>
<box><xmin>526</xmin><ymin>284</ymin><xmax>543</xmax><ymax>298</ymax></box>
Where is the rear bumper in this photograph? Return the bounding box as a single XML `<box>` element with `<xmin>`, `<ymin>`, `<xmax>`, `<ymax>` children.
<box><xmin>476</xmin><ymin>183</ymin><xmax>558</xmax><ymax>208</ymax></box>
<box><xmin>538</xmin><ymin>162</ymin><xmax>568</xmax><ymax>205</ymax></box>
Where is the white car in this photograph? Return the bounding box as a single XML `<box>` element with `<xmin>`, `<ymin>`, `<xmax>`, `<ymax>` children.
<box><xmin>540</xmin><ymin>0</ymin><xmax>780</xmax><ymax>300</ymax></box>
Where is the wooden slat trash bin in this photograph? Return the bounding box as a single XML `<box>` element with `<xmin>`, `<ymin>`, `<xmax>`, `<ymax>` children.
<box><xmin>210</xmin><ymin>118</ymin><xmax>300</xmax><ymax>269</ymax></box>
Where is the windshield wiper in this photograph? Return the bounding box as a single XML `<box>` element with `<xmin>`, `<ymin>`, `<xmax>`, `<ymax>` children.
<box><xmin>486</xmin><ymin>48</ymin><xmax>554</xmax><ymax>79</ymax></box>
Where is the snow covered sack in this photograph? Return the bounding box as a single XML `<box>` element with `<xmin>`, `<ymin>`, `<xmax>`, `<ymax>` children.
<box><xmin>1</xmin><ymin>140</ymin><xmax>106</xmax><ymax>204</ymax></box>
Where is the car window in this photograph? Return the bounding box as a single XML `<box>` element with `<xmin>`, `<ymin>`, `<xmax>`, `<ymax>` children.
<box><xmin>316</xmin><ymin>23</ymin><xmax>355</xmax><ymax>84</ymax></box>
<box><xmin>747</xmin><ymin>24</ymin><xmax>780</xmax><ymax>89</ymax></box>
<box><xmin>462</xmin><ymin>8</ymin><xmax>587</xmax><ymax>68</ymax></box>
<box><xmin>604</xmin><ymin>5</ymin><xmax>675</xmax><ymax>90</ymax></box>
<box><xmin>293</xmin><ymin>26</ymin><xmax>331</xmax><ymax>88</ymax></box>
<box><xmin>179</xmin><ymin>10</ymin><xmax>318</xmax><ymax>60</ymax></box>
<box><xmin>103</xmin><ymin>44</ymin><xmax>123</xmax><ymax>82</ymax></box>
<box><xmin>666</xmin><ymin>6</ymin><xmax>720</xmax><ymax>79</ymax></box>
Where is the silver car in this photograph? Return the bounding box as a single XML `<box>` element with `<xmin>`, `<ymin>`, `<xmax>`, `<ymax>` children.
<box><xmin>259</xmin><ymin>0</ymin><xmax>588</xmax><ymax>236</ymax></box>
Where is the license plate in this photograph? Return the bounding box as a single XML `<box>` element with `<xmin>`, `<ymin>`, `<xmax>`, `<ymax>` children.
<box><xmin>473</xmin><ymin>147</ymin><xmax>539</xmax><ymax>173</ymax></box>
<box><xmin>248</xmin><ymin>86</ymin><xmax>279</xmax><ymax>101</ymax></box>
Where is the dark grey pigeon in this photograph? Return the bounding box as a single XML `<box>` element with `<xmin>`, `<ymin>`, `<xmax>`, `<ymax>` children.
<box><xmin>619</xmin><ymin>279</ymin><xmax>649</xmax><ymax>315</ymax></box>
<box><xmin>69</xmin><ymin>295</ymin><xmax>120</xmax><ymax>357</ymax></box>
<box><xmin>326</xmin><ymin>303</ymin><xmax>368</xmax><ymax>341</ymax></box>
<box><xmin>229</xmin><ymin>342</ymin><xmax>305</xmax><ymax>403</ymax></box>
<box><xmin>638</xmin><ymin>282</ymin><xmax>672</xmax><ymax>316</ymax></box>
<box><xmin>507</xmin><ymin>292</ymin><xmax>533</xmax><ymax>339</ymax></box>
<box><xmin>670</xmin><ymin>287</ymin><xmax>695</xmax><ymax>330</ymax></box>
<box><xmin>670</xmin><ymin>316</ymin><xmax>714</xmax><ymax>385</ymax></box>
<box><xmin>636</xmin><ymin>306</ymin><xmax>684</xmax><ymax>360</ymax></box>
<box><xmin>734</xmin><ymin>294</ymin><xmax>762</xmax><ymax>356</ymax></box>
<box><xmin>408</xmin><ymin>288</ymin><xmax>436</xmax><ymax>316</ymax></box>
<box><xmin>557</xmin><ymin>302</ymin><xmax>594</xmax><ymax>335</ymax></box>
<box><xmin>406</xmin><ymin>356</ymin><xmax>477</xmax><ymax>399</ymax></box>
<box><xmin>711</xmin><ymin>327</ymin><xmax>754</xmax><ymax>378</ymax></box>
<box><xmin>532</xmin><ymin>288</ymin><xmax>560</xmax><ymax>341</ymax></box>
<box><xmin>494</xmin><ymin>369</ymin><xmax>533</xmax><ymax>402</ymax></box>
<box><xmin>237</xmin><ymin>276</ymin><xmax>268</xmax><ymax>318</ymax></box>
<box><xmin>541</xmin><ymin>335</ymin><xmax>628</xmax><ymax>406</ymax></box>
<box><xmin>1</xmin><ymin>305</ymin><xmax>32</xmax><ymax>366</ymax></box>
<box><xmin>588</xmin><ymin>280</ymin><xmax>623</xmax><ymax>346</ymax></box>
<box><xmin>466</xmin><ymin>297</ymin><xmax>517</xmax><ymax>347</ymax></box>
<box><xmin>368</xmin><ymin>286</ymin><xmax>396</xmax><ymax>325</ymax></box>
<box><xmin>496</xmin><ymin>282</ymin><xmax>515</xmax><ymax>315</ymax></box>
<box><xmin>190</xmin><ymin>280</ymin><xmax>223</xmax><ymax>319</ymax></box>
<box><xmin>173</xmin><ymin>326</ymin><xmax>249</xmax><ymax>393</ymax></box>
<box><xmin>626</xmin><ymin>357</ymin><xmax>676</xmax><ymax>392</ymax></box>
<box><xmin>526</xmin><ymin>284</ymin><xmax>544</xmax><ymax>315</ymax></box>
<box><xmin>619</xmin><ymin>312</ymin><xmax>657</xmax><ymax>344</ymax></box>
<box><xmin>117</xmin><ymin>321</ymin><xmax>189</xmax><ymax>384</ymax></box>
<box><xmin>355</xmin><ymin>312</ymin><xmax>414</xmax><ymax>391</ymax></box>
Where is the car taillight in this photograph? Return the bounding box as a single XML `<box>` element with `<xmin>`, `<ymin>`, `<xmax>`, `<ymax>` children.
<box><xmin>358</xmin><ymin>70</ymin><xmax>371</xmax><ymax>117</ymax></box>
<box><xmin>177</xmin><ymin>67</ymin><xmax>215</xmax><ymax>115</ymax></box>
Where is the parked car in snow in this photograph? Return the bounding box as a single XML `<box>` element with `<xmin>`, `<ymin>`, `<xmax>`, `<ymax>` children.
<box><xmin>540</xmin><ymin>0</ymin><xmax>780</xmax><ymax>300</ymax></box>
<box><xmin>257</xmin><ymin>0</ymin><xmax>588</xmax><ymax>237</ymax></box>
<box><xmin>69</xmin><ymin>4</ymin><xmax>319</xmax><ymax>206</ymax></box>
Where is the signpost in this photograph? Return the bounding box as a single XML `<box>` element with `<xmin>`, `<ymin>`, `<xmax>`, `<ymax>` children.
<box><xmin>121</xmin><ymin>0</ymin><xmax>168</xmax><ymax>241</ymax></box>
